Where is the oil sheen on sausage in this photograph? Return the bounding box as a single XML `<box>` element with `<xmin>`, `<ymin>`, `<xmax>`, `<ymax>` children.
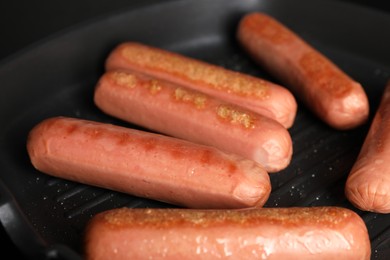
<box><xmin>105</xmin><ymin>42</ymin><xmax>297</xmax><ymax>128</ymax></box>
<box><xmin>26</xmin><ymin>117</ymin><xmax>271</xmax><ymax>209</ymax></box>
<box><xmin>94</xmin><ymin>71</ymin><xmax>293</xmax><ymax>172</ymax></box>
<box><xmin>237</xmin><ymin>12</ymin><xmax>369</xmax><ymax>130</ymax></box>
<box><xmin>345</xmin><ymin>80</ymin><xmax>390</xmax><ymax>213</ymax></box>
<box><xmin>84</xmin><ymin>207</ymin><xmax>371</xmax><ymax>260</ymax></box>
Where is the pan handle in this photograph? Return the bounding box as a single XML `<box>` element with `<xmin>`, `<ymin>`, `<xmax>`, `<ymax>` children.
<box><xmin>0</xmin><ymin>178</ymin><xmax>80</xmax><ymax>259</ymax></box>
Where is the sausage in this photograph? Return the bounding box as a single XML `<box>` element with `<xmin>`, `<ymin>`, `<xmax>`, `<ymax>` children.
<box><xmin>94</xmin><ymin>71</ymin><xmax>292</xmax><ymax>172</ymax></box>
<box><xmin>26</xmin><ymin>116</ymin><xmax>271</xmax><ymax>209</ymax></box>
<box><xmin>84</xmin><ymin>207</ymin><xmax>371</xmax><ymax>260</ymax></box>
<box><xmin>345</xmin><ymin>80</ymin><xmax>390</xmax><ymax>213</ymax></box>
<box><xmin>237</xmin><ymin>12</ymin><xmax>369</xmax><ymax>130</ymax></box>
<box><xmin>104</xmin><ymin>42</ymin><xmax>297</xmax><ymax>129</ymax></box>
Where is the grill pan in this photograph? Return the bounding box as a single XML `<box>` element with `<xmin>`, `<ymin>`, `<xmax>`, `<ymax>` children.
<box><xmin>1</xmin><ymin>0</ymin><xmax>390</xmax><ymax>259</ymax></box>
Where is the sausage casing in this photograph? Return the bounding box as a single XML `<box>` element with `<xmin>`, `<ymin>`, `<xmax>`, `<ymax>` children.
<box><xmin>105</xmin><ymin>42</ymin><xmax>297</xmax><ymax>128</ymax></box>
<box><xmin>94</xmin><ymin>71</ymin><xmax>293</xmax><ymax>172</ymax></box>
<box><xmin>84</xmin><ymin>207</ymin><xmax>371</xmax><ymax>260</ymax></box>
<box><xmin>346</xmin><ymin>80</ymin><xmax>390</xmax><ymax>213</ymax></box>
<box><xmin>27</xmin><ymin>117</ymin><xmax>271</xmax><ymax>209</ymax></box>
<box><xmin>237</xmin><ymin>12</ymin><xmax>369</xmax><ymax>130</ymax></box>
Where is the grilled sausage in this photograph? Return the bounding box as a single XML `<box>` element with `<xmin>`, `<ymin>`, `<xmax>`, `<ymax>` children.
<box><xmin>84</xmin><ymin>207</ymin><xmax>371</xmax><ymax>260</ymax></box>
<box><xmin>26</xmin><ymin>117</ymin><xmax>271</xmax><ymax>209</ymax></box>
<box><xmin>237</xmin><ymin>12</ymin><xmax>369</xmax><ymax>130</ymax></box>
<box><xmin>94</xmin><ymin>71</ymin><xmax>292</xmax><ymax>172</ymax></box>
<box><xmin>105</xmin><ymin>42</ymin><xmax>297</xmax><ymax>128</ymax></box>
<box><xmin>345</xmin><ymin>80</ymin><xmax>390</xmax><ymax>213</ymax></box>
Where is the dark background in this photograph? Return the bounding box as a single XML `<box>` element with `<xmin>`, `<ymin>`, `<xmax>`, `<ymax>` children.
<box><xmin>0</xmin><ymin>0</ymin><xmax>389</xmax><ymax>259</ymax></box>
<box><xmin>0</xmin><ymin>0</ymin><xmax>389</xmax><ymax>62</ymax></box>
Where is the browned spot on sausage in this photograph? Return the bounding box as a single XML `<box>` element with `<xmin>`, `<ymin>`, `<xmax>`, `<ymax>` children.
<box><xmin>115</xmin><ymin>132</ymin><xmax>132</xmax><ymax>146</ymax></box>
<box><xmin>110</xmin><ymin>71</ymin><xmax>138</xmax><ymax>88</ymax></box>
<box><xmin>243</xmin><ymin>13</ymin><xmax>292</xmax><ymax>45</ymax></box>
<box><xmin>43</xmin><ymin>117</ymin><xmax>62</xmax><ymax>131</ymax></box>
<box><xmin>146</xmin><ymin>79</ymin><xmax>162</xmax><ymax>94</ymax></box>
<box><xmin>101</xmin><ymin>207</ymin><xmax>354</xmax><ymax>228</ymax></box>
<box><xmin>196</xmin><ymin>149</ymin><xmax>237</xmax><ymax>174</ymax></box>
<box><xmin>65</xmin><ymin>123</ymin><xmax>78</xmax><ymax>135</ymax></box>
<box><xmin>174</xmin><ymin>87</ymin><xmax>206</xmax><ymax>109</ymax></box>
<box><xmin>365</xmin><ymin>91</ymin><xmax>390</xmax><ymax>154</ymax></box>
<box><xmin>84</xmin><ymin>127</ymin><xmax>104</xmax><ymax>140</ymax></box>
<box><xmin>216</xmin><ymin>105</ymin><xmax>255</xmax><ymax>129</ymax></box>
<box><xmin>141</xmin><ymin>137</ymin><xmax>157</xmax><ymax>151</ymax></box>
<box><xmin>110</xmin><ymin>71</ymin><xmax>163</xmax><ymax>95</ymax></box>
<box><xmin>111</xmin><ymin>71</ymin><xmax>139</xmax><ymax>88</ymax></box>
<box><xmin>200</xmin><ymin>150</ymin><xmax>212</xmax><ymax>165</ymax></box>
<box><xmin>122</xmin><ymin>44</ymin><xmax>270</xmax><ymax>99</ymax></box>
<box><xmin>299</xmin><ymin>51</ymin><xmax>352</xmax><ymax>97</ymax></box>
<box><xmin>227</xmin><ymin>161</ymin><xmax>237</xmax><ymax>175</ymax></box>
<box><xmin>169</xmin><ymin>148</ymin><xmax>186</xmax><ymax>160</ymax></box>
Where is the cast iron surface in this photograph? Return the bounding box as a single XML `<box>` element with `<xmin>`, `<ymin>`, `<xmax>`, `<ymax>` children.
<box><xmin>1</xmin><ymin>0</ymin><xmax>390</xmax><ymax>259</ymax></box>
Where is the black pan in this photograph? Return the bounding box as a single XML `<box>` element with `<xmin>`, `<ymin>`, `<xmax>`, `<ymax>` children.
<box><xmin>1</xmin><ymin>0</ymin><xmax>390</xmax><ymax>259</ymax></box>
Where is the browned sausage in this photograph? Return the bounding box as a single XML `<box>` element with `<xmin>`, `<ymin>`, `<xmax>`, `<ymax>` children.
<box><xmin>26</xmin><ymin>116</ymin><xmax>271</xmax><ymax>209</ymax></box>
<box><xmin>94</xmin><ymin>71</ymin><xmax>293</xmax><ymax>172</ymax></box>
<box><xmin>105</xmin><ymin>42</ymin><xmax>297</xmax><ymax>128</ymax></box>
<box><xmin>84</xmin><ymin>207</ymin><xmax>371</xmax><ymax>260</ymax></box>
<box><xmin>237</xmin><ymin>12</ymin><xmax>369</xmax><ymax>130</ymax></box>
<box><xmin>345</xmin><ymin>80</ymin><xmax>390</xmax><ymax>213</ymax></box>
